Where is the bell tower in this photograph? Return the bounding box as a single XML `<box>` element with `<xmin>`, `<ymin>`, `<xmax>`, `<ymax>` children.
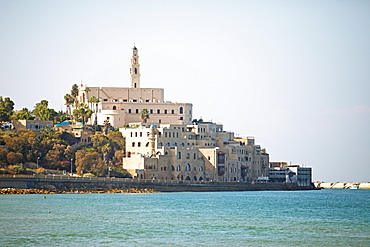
<box><xmin>130</xmin><ymin>46</ymin><xmax>140</xmax><ymax>88</ymax></box>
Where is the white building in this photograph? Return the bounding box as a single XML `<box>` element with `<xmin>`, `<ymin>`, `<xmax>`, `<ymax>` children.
<box><xmin>77</xmin><ymin>46</ymin><xmax>192</xmax><ymax>128</ymax></box>
<box><xmin>269</xmin><ymin>162</ymin><xmax>312</xmax><ymax>186</ymax></box>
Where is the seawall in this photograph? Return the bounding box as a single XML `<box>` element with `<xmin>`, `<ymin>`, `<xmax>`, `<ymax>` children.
<box><xmin>0</xmin><ymin>175</ymin><xmax>316</xmax><ymax>192</ymax></box>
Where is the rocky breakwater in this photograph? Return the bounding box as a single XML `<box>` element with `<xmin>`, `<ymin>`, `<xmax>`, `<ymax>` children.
<box><xmin>0</xmin><ymin>188</ymin><xmax>157</xmax><ymax>194</ymax></box>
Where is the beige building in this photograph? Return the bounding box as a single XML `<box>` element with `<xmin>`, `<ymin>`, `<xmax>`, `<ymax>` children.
<box><xmin>120</xmin><ymin>119</ymin><xmax>269</xmax><ymax>182</ymax></box>
<box><xmin>11</xmin><ymin>120</ymin><xmax>53</xmax><ymax>131</ymax></box>
<box><xmin>77</xmin><ymin>46</ymin><xmax>192</xmax><ymax>128</ymax></box>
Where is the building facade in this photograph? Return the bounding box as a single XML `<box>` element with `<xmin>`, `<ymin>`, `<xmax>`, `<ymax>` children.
<box><xmin>269</xmin><ymin>162</ymin><xmax>312</xmax><ymax>186</ymax></box>
<box><xmin>76</xmin><ymin>47</ymin><xmax>192</xmax><ymax>128</ymax></box>
<box><xmin>120</xmin><ymin>119</ymin><xmax>269</xmax><ymax>182</ymax></box>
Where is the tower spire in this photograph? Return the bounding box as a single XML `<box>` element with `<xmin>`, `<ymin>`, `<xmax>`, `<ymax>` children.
<box><xmin>130</xmin><ymin>46</ymin><xmax>140</xmax><ymax>88</ymax></box>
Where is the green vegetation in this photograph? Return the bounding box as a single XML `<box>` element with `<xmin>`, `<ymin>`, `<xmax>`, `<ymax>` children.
<box><xmin>0</xmin><ymin>88</ymin><xmax>129</xmax><ymax>178</ymax></box>
<box><xmin>0</xmin><ymin>127</ymin><xmax>129</xmax><ymax>177</ymax></box>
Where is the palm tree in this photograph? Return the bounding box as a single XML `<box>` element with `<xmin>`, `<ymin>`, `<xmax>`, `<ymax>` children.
<box><xmin>88</xmin><ymin>96</ymin><xmax>100</xmax><ymax>127</ymax></box>
<box><xmin>64</xmin><ymin>94</ymin><xmax>74</xmax><ymax>119</ymax></box>
<box><xmin>84</xmin><ymin>87</ymin><xmax>90</xmax><ymax>103</ymax></box>
<box><xmin>140</xmin><ymin>108</ymin><xmax>150</xmax><ymax>123</ymax></box>
<box><xmin>71</xmin><ymin>84</ymin><xmax>79</xmax><ymax>108</ymax></box>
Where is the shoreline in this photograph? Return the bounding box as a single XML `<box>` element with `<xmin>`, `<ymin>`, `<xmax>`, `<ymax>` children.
<box><xmin>0</xmin><ymin>188</ymin><xmax>157</xmax><ymax>195</ymax></box>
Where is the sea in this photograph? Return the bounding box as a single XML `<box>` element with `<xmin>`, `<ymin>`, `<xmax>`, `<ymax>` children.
<box><xmin>1</xmin><ymin>189</ymin><xmax>369</xmax><ymax>246</ymax></box>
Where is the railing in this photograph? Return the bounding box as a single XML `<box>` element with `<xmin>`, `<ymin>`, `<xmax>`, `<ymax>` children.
<box><xmin>0</xmin><ymin>174</ymin><xmax>251</xmax><ymax>186</ymax></box>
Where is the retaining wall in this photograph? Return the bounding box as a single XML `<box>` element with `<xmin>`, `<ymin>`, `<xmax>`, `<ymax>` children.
<box><xmin>0</xmin><ymin>175</ymin><xmax>316</xmax><ymax>192</ymax></box>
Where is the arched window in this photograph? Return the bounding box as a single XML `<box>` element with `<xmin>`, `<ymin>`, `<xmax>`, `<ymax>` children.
<box><xmin>177</xmin><ymin>165</ymin><xmax>181</xmax><ymax>171</ymax></box>
<box><xmin>134</xmin><ymin>68</ymin><xmax>138</xmax><ymax>74</ymax></box>
<box><xmin>180</xmin><ymin>143</ymin><xmax>184</xmax><ymax>147</ymax></box>
<box><xmin>177</xmin><ymin>152</ymin><xmax>181</xmax><ymax>159</ymax></box>
<box><xmin>186</xmin><ymin>153</ymin><xmax>190</xmax><ymax>159</ymax></box>
<box><xmin>186</xmin><ymin>163</ymin><xmax>191</xmax><ymax>171</ymax></box>
<box><xmin>165</xmin><ymin>142</ymin><xmax>170</xmax><ymax>147</ymax></box>
<box><xmin>179</xmin><ymin>107</ymin><xmax>183</xmax><ymax>114</ymax></box>
<box><xmin>199</xmin><ymin>167</ymin><xmax>203</xmax><ymax>172</ymax></box>
<box><xmin>193</xmin><ymin>153</ymin><xmax>196</xmax><ymax>159</ymax></box>
<box><xmin>172</xmin><ymin>166</ymin><xmax>175</xmax><ymax>171</ymax></box>
<box><xmin>113</xmin><ymin>106</ymin><xmax>117</xmax><ymax>110</ymax></box>
<box><xmin>158</xmin><ymin>142</ymin><xmax>163</xmax><ymax>148</ymax></box>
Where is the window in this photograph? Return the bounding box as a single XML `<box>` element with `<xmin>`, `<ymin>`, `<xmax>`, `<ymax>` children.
<box><xmin>164</xmin><ymin>110</ymin><xmax>167</xmax><ymax>114</ymax></box>
<box><xmin>134</xmin><ymin>68</ymin><xmax>137</xmax><ymax>74</ymax></box>
<box><xmin>199</xmin><ymin>167</ymin><xmax>203</xmax><ymax>172</ymax></box>
<box><xmin>136</xmin><ymin>109</ymin><xmax>139</xmax><ymax>114</ymax></box>
<box><xmin>186</xmin><ymin>153</ymin><xmax>190</xmax><ymax>159</ymax></box>
<box><xmin>157</xmin><ymin>109</ymin><xmax>160</xmax><ymax>114</ymax></box>
<box><xmin>179</xmin><ymin>117</ymin><xmax>183</xmax><ymax>120</ymax></box>
<box><xmin>132</xmin><ymin>142</ymin><xmax>135</xmax><ymax>147</ymax></box>
<box><xmin>158</xmin><ymin>142</ymin><xmax>163</xmax><ymax>148</ymax></box>
<box><xmin>113</xmin><ymin>106</ymin><xmax>117</xmax><ymax>110</ymax></box>
<box><xmin>177</xmin><ymin>152</ymin><xmax>181</xmax><ymax>159</ymax></box>
<box><xmin>146</xmin><ymin>142</ymin><xmax>149</xmax><ymax>147</ymax></box>
<box><xmin>138</xmin><ymin>142</ymin><xmax>141</xmax><ymax>147</ymax></box>
<box><xmin>140</xmin><ymin>132</ymin><xmax>142</xmax><ymax>137</ymax></box>
<box><xmin>150</xmin><ymin>109</ymin><xmax>153</xmax><ymax>114</ymax></box>
<box><xmin>177</xmin><ymin>165</ymin><xmax>181</xmax><ymax>171</ymax></box>
<box><xmin>128</xmin><ymin>109</ymin><xmax>132</xmax><ymax>113</ymax></box>
<box><xmin>171</xmin><ymin>110</ymin><xmax>174</xmax><ymax>114</ymax></box>
<box><xmin>194</xmin><ymin>153</ymin><xmax>197</xmax><ymax>159</ymax></box>
<box><xmin>179</xmin><ymin>107</ymin><xmax>183</xmax><ymax>114</ymax></box>
<box><xmin>186</xmin><ymin>164</ymin><xmax>191</xmax><ymax>171</ymax></box>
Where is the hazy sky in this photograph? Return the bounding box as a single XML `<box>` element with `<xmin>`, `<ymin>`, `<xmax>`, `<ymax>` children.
<box><xmin>1</xmin><ymin>0</ymin><xmax>369</xmax><ymax>182</ymax></box>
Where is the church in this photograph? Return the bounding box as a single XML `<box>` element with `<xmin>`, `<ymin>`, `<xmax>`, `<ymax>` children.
<box><xmin>77</xmin><ymin>46</ymin><xmax>192</xmax><ymax>127</ymax></box>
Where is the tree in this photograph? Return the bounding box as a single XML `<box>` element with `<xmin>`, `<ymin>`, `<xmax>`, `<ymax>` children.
<box><xmin>84</xmin><ymin>87</ymin><xmax>90</xmax><ymax>105</ymax></box>
<box><xmin>0</xmin><ymin>96</ymin><xmax>15</xmax><ymax>122</ymax></box>
<box><xmin>7</xmin><ymin>152</ymin><xmax>24</xmax><ymax>165</ymax></box>
<box><xmin>32</xmin><ymin>100</ymin><xmax>58</xmax><ymax>121</ymax></box>
<box><xmin>72</xmin><ymin>103</ymin><xmax>93</xmax><ymax>125</ymax></box>
<box><xmin>140</xmin><ymin>108</ymin><xmax>149</xmax><ymax>123</ymax></box>
<box><xmin>64</xmin><ymin>94</ymin><xmax>74</xmax><ymax>119</ymax></box>
<box><xmin>88</xmin><ymin>96</ymin><xmax>100</xmax><ymax>126</ymax></box>
<box><xmin>12</xmin><ymin>108</ymin><xmax>34</xmax><ymax>120</ymax></box>
<box><xmin>71</xmin><ymin>84</ymin><xmax>79</xmax><ymax>107</ymax></box>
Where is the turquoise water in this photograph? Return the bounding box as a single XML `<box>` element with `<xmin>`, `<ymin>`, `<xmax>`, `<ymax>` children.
<box><xmin>1</xmin><ymin>190</ymin><xmax>369</xmax><ymax>246</ymax></box>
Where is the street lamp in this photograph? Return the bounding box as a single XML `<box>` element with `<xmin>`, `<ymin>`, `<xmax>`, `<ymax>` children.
<box><xmin>70</xmin><ymin>159</ymin><xmax>73</xmax><ymax>175</ymax></box>
<box><xmin>37</xmin><ymin>157</ymin><xmax>40</xmax><ymax>170</ymax></box>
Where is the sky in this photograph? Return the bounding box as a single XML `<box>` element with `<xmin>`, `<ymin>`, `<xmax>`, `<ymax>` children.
<box><xmin>1</xmin><ymin>0</ymin><xmax>369</xmax><ymax>182</ymax></box>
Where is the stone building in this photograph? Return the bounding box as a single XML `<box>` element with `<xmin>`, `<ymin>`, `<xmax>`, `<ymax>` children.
<box><xmin>76</xmin><ymin>46</ymin><xmax>192</xmax><ymax>128</ymax></box>
<box><xmin>120</xmin><ymin>119</ymin><xmax>269</xmax><ymax>182</ymax></box>
<box><xmin>11</xmin><ymin>120</ymin><xmax>53</xmax><ymax>131</ymax></box>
